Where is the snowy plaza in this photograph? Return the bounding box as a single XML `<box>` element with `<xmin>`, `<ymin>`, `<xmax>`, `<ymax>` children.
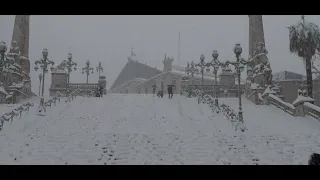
<box><xmin>1</xmin><ymin>94</ymin><xmax>320</xmax><ymax>165</ymax></box>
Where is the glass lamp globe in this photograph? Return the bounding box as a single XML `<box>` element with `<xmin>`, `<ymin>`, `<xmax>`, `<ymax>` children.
<box><xmin>42</xmin><ymin>48</ymin><xmax>48</xmax><ymax>57</ymax></box>
<box><xmin>200</xmin><ymin>54</ymin><xmax>205</xmax><ymax>61</ymax></box>
<box><xmin>233</xmin><ymin>43</ymin><xmax>242</xmax><ymax>56</ymax></box>
<box><xmin>212</xmin><ymin>50</ymin><xmax>219</xmax><ymax>59</ymax></box>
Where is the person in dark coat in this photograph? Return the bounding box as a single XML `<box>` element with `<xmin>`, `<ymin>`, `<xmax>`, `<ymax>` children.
<box><xmin>167</xmin><ymin>85</ymin><xmax>173</xmax><ymax>99</ymax></box>
<box><xmin>157</xmin><ymin>90</ymin><xmax>164</xmax><ymax>98</ymax></box>
<box><xmin>99</xmin><ymin>85</ymin><xmax>104</xmax><ymax>97</ymax></box>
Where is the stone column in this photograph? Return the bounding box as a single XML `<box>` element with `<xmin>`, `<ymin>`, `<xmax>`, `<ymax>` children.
<box><xmin>248</xmin><ymin>15</ymin><xmax>265</xmax><ymax>57</ymax></box>
<box><xmin>11</xmin><ymin>15</ymin><xmax>30</xmax><ymax>75</ymax></box>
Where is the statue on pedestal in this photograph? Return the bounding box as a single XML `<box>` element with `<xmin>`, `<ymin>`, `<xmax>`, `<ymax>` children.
<box><xmin>248</xmin><ymin>42</ymin><xmax>273</xmax><ymax>87</ymax></box>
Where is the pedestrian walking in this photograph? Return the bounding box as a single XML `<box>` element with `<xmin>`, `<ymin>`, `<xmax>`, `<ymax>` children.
<box><xmin>167</xmin><ymin>85</ymin><xmax>173</xmax><ymax>99</ymax></box>
<box><xmin>99</xmin><ymin>85</ymin><xmax>104</xmax><ymax>97</ymax></box>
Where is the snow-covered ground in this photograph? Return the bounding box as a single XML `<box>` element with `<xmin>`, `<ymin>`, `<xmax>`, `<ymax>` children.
<box><xmin>0</xmin><ymin>94</ymin><xmax>320</xmax><ymax>165</ymax></box>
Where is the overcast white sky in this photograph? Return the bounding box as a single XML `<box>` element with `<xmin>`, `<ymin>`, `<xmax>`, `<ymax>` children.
<box><xmin>0</xmin><ymin>15</ymin><xmax>319</xmax><ymax>95</ymax></box>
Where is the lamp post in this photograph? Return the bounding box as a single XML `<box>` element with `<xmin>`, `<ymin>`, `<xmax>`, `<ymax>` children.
<box><xmin>62</xmin><ymin>53</ymin><xmax>77</xmax><ymax>84</ymax></box>
<box><xmin>211</xmin><ymin>50</ymin><xmax>221</xmax><ymax>106</ymax></box>
<box><xmin>82</xmin><ymin>60</ymin><xmax>94</xmax><ymax>84</ymax></box>
<box><xmin>34</xmin><ymin>48</ymin><xmax>55</xmax><ymax>111</ymax></box>
<box><xmin>38</xmin><ymin>73</ymin><xmax>42</xmax><ymax>96</ymax></box>
<box><xmin>225</xmin><ymin>43</ymin><xmax>250</xmax><ymax>132</ymax></box>
<box><xmin>96</xmin><ymin>61</ymin><xmax>103</xmax><ymax>77</ymax></box>
<box><xmin>185</xmin><ymin>61</ymin><xmax>199</xmax><ymax>97</ymax></box>
<box><xmin>195</xmin><ymin>54</ymin><xmax>212</xmax><ymax>101</ymax></box>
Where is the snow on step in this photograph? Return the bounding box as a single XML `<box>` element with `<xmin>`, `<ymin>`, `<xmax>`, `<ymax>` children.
<box><xmin>1</xmin><ymin>94</ymin><xmax>320</xmax><ymax>165</ymax></box>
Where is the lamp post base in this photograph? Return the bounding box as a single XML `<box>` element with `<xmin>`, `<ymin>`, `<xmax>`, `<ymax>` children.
<box><xmin>236</xmin><ymin>111</ymin><xmax>246</xmax><ymax>132</ymax></box>
<box><xmin>215</xmin><ymin>98</ymin><xmax>219</xmax><ymax>106</ymax></box>
<box><xmin>36</xmin><ymin>96</ymin><xmax>46</xmax><ymax>116</ymax></box>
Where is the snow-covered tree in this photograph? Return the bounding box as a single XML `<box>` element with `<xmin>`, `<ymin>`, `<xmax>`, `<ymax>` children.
<box><xmin>288</xmin><ymin>15</ymin><xmax>320</xmax><ymax>98</ymax></box>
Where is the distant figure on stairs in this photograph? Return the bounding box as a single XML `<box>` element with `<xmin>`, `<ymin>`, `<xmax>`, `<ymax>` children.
<box><xmin>167</xmin><ymin>85</ymin><xmax>173</xmax><ymax>99</ymax></box>
<box><xmin>157</xmin><ymin>90</ymin><xmax>163</xmax><ymax>98</ymax></box>
<box><xmin>99</xmin><ymin>85</ymin><xmax>104</xmax><ymax>97</ymax></box>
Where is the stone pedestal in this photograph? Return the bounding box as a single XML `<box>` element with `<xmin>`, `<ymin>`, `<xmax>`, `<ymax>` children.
<box><xmin>219</xmin><ymin>72</ymin><xmax>235</xmax><ymax>86</ymax></box>
<box><xmin>98</xmin><ymin>76</ymin><xmax>107</xmax><ymax>94</ymax></box>
<box><xmin>49</xmin><ymin>71</ymin><xmax>68</xmax><ymax>96</ymax></box>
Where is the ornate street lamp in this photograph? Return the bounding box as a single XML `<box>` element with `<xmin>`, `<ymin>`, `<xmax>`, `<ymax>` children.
<box><xmin>34</xmin><ymin>48</ymin><xmax>55</xmax><ymax>113</ymax></box>
<box><xmin>211</xmin><ymin>50</ymin><xmax>221</xmax><ymax>106</ymax></box>
<box><xmin>195</xmin><ymin>54</ymin><xmax>207</xmax><ymax>88</ymax></box>
<box><xmin>61</xmin><ymin>53</ymin><xmax>77</xmax><ymax>84</ymax></box>
<box><xmin>194</xmin><ymin>54</ymin><xmax>213</xmax><ymax>103</ymax></box>
<box><xmin>185</xmin><ymin>61</ymin><xmax>199</xmax><ymax>97</ymax></box>
<box><xmin>225</xmin><ymin>43</ymin><xmax>250</xmax><ymax>132</ymax></box>
<box><xmin>82</xmin><ymin>60</ymin><xmax>94</xmax><ymax>84</ymax></box>
<box><xmin>96</xmin><ymin>61</ymin><xmax>104</xmax><ymax>77</ymax></box>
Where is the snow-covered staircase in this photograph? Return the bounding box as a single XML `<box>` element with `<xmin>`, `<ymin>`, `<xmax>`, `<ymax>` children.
<box><xmin>1</xmin><ymin>94</ymin><xmax>320</xmax><ymax>165</ymax></box>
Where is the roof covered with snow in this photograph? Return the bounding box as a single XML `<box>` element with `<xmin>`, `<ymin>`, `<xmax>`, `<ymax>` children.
<box><xmin>110</xmin><ymin>57</ymin><xmax>162</xmax><ymax>90</ymax></box>
<box><xmin>273</xmin><ymin>71</ymin><xmax>305</xmax><ymax>81</ymax></box>
<box><xmin>111</xmin><ymin>78</ymin><xmax>147</xmax><ymax>92</ymax></box>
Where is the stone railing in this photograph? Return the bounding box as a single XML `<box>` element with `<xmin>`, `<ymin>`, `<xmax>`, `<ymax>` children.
<box><xmin>303</xmin><ymin>102</ymin><xmax>320</xmax><ymax>121</ymax></box>
<box><xmin>267</xmin><ymin>94</ymin><xmax>296</xmax><ymax>116</ymax></box>
<box><xmin>68</xmin><ymin>83</ymin><xmax>99</xmax><ymax>90</ymax></box>
<box><xmin>0</xmin><ymin>102</ymin><xmax>34</xmax><ymax>131</ymax></box>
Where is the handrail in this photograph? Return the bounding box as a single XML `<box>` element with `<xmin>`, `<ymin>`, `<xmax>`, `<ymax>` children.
<box><xmin>0</xmin><ymin>102</ymin><xmax>34</xmax><ymax>131</ymax></box>
<box><xmin>304</xmin><ymin>102</ymin><xmax>320</xmax><ymax>121</ymax></box>
<box><xmin>268</xmin><ymin>94</ymin><xmax>296</xmax><ymax>115</ymax></box>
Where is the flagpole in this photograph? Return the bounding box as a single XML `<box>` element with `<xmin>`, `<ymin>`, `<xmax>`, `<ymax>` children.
<box><xmin>178</xmin><ymin>32</ymin><xmax>180</xmax><ymax>65</ymax></box>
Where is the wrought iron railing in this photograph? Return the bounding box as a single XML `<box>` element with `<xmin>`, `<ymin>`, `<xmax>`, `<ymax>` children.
<box><xmin>0</xmin><ymin>102</ymin><xmax>34</xmax><ymax>131</ymax></box>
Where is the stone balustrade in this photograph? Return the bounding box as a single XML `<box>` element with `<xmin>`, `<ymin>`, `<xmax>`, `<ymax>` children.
<box><xmin>68</xmin><ymin>83</ymin><xmax>99</xmax><ymax>90</ymax></box>
<box><xmin>267</xmin><ymin>94</ymin><xmax>296</xmax><ymax>116</ymax></box>
<box><xmin>303</xmin><ymin>102</ymin><xmax>320</xmax><ymax>121</ymax></box>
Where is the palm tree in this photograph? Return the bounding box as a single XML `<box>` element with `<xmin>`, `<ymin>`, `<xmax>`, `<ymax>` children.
<box><xmin>288</xmin><ymin>15</ymin><xmax>320</xmax><ymax>98</ymax></box>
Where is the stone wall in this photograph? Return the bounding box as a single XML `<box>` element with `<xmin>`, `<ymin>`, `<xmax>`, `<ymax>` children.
<box><xmin>277</xmin><ymin>80</ymin><xmax>320</xmax><ymax>106</ymax></box>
